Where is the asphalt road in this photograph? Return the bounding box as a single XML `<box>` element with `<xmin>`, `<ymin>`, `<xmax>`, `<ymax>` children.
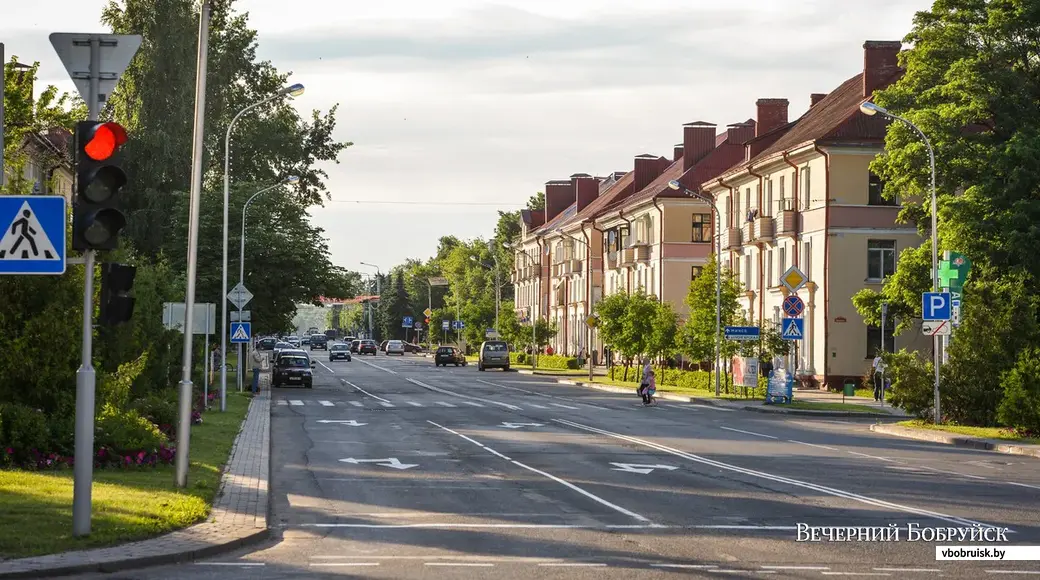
<box><xmin>73</xmin><ymin>350</ymin><xmax>1040</xmax><ymax>579</ymax></box>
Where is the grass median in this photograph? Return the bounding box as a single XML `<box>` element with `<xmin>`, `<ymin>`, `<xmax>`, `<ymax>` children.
<box><xmin>0</xmin><ymin>392</ymin><xmax>252</xmax><ymax>559</ymax></box>
<box><xmin>896</xmin><ymin>420</ymin><xmax>1040</xmax><ymax>445</ymax></box>
<box><xmin>783</xmin><ymin>401</ymin><xmax>888</xmax><ymax>414</ymax></box>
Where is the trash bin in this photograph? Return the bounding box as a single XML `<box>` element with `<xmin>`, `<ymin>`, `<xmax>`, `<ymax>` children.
<box><xmin>843</xmin><ymin>380</ymin><xmax>856</xmax><ymax>398</ymax></box>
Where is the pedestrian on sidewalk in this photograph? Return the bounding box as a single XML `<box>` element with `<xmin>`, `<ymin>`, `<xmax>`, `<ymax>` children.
<box><xmin>639</xmin><ymin>359</ymin><xmax>656</xmax><ymax>405</ymax></box>
<box><xmin>251</xmin><ymin>347</ymin><xmax>263</xmax><ymax>394</ymax></box>
<box><xmin>871</xmin><ymin>355</ymin><xmax>884</xmax><ymax>401</ymax></box>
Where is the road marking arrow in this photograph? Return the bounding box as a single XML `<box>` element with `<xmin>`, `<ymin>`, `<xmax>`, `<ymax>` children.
<box><xmin>339</xmin><ymin>457</ymin><xmax>418</xmax><ymax>470</ymax></box>
<box><xmin>609</xmin><ymin>462</ymin><xmax>679</xmax><ymax>475</ymax></box>
<box><xmin>499</xmin><ymin>422</ymin><xmax>545</xmax><ymax>429</ymax></box>
<box><xmin>317</xmin><ymin>420</ymin><xmax>367</xmax><ymax>426</ymax></box>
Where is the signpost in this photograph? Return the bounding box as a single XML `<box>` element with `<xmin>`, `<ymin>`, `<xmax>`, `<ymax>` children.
<box><xmin>780</xmin><ymin>265</ymin><xmax>808</xmax><ymax>293</ymax></box>
<box><xmin>781</xmin><ymin>318</ymin><xmax>804</xmax><ymax>341</ymax></box>
<box><xmin>724</xmin><ymin>326</ymin><xmax>760</xmax><ymax>341</ymax></box>
<box><xmin>230</xmin><ymin>322</ymin><xmax>251</xmax><ymax>343</ymax></box>
<box><xmin>0</xmin><ymin>197</ymin><xmax>67</xmax><ymax>275</ymax></box>
<box><xmin>226</xmin><ymin>282</ymin><xmax>253</xmax><ymax>310</ymax></box>
<box><xmin>402</xmin><ymin>316</ymin><xmax>413</xmax><ymax>328</ymax></box>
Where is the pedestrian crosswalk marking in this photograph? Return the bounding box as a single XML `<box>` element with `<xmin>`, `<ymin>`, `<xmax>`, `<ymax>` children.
<box><xmin>349</xmin><ymin>401</ymin><xmax>363</xmax><ymax>407</ymax></box>
<box><xmin>319</xmin><ymin>400</ymin><xmax>334</xmax><ymax>407</ymax></box>
<box><xmin>435</xmin><ymin>401</ymin><xmax>456</xmax><ymax>408</ymax></box>
<box><xmin>277</xmin><ymin>400</ymin><xmax>288</xmax><ymax>406</ymax></box>
<box><xmin>782</xmin><ymin>318</ymin><xmax>803</xmax><ymax>339</ymax></box>
<box><xmin>289</xmin><ymin>400</ymin><xmax>303</xmax><ymax>406</ymax></box>
<box><xmin>0</xmin><ymin>201</ymin><xmax>59</xmax><ymax>261</ymax></box>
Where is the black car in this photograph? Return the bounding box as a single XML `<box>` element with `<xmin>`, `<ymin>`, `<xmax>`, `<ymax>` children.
<box><xmin>359</xmin><ymin>339</ymin><xmax>378</xmax><ymax>355</ymax></box>
<box><xmin>272</xmin><ymin>354</ymin><xmax>314</xmax><ymax>388</ymax></box>
<box><xmin>329</xmin><ymin>343</ymin><xmax>352</xmax><ymax>362</ymax></box>
<box><xmin>435</xmin><ymin>346</ymin><xmax>467</xmax><ymax>367</ymax></box>
<box><xmin>257</xmin><ymin>337</ymin><xmax>277</xmax><ymax>351</ymax></box>
<box><xmin>310</xmin><ymin>334</ymin><xmax>328</xmax><ymax>350</ymax></box>
<box><xmin>350</xmin><ymin>340</ymin><xmax>361</xmax><ymax>353</ymax></box>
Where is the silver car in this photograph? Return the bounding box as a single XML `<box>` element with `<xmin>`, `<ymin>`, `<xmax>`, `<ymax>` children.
<box><xmin>478</xmin><ymin>340</ymin><xmax>510</xmax><ymax>371</ymax></box>
<box><xmin>385</xmin><ymin>340</ymin><xmax>405</xmax><ymax>355</ymax></box>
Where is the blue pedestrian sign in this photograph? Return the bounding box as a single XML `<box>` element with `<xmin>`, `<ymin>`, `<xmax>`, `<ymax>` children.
<box><xmin>724</xmin><ymin>326</ymin><xmax>760</xmax><ymax>341</ymax></box>
<box><xmin>230</xmin><ymin>322</ymin><xmax>251</xmax><ymax>343</ymax></box>
<box><xmin>782</xmin><ymin>295</ymin><xmax>805</xmax><ymax>318</ymax></box>
<box><xmin>922</xmin><ymin>292</ymin><xmax>952</xmax><ymax>320</ymax></box>
<box><xmin>402</xmin><ymin>316</ymin><xmax>414</xmax><ymax>328</ymax></box>
<box><xmin>0</xmin><ymin>196</ymin><xmax>67</xmax><ymax>275</ymax></box>
<box><xmin>781</xmin><ymin>318</ymin><xmax>805</xmax><ymax>340</ymax></box>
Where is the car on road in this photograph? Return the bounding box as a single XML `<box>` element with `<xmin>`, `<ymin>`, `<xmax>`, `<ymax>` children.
<box><xmin>403</xmin><ymin>341</ymin><xmax>423</xmax><ymax>353</ymax></box>
<box><xmin>274</xmin><ymin>348</ymin><xmax>311</xmax><ymax>367</ymax></box>
<box><xmin>273</xmin><ymin>354</ymin><xmax>314</xmax><ymax>388</ymax></box>
<box><xmin>379</xmin><ymin>340</ymin><xmax>389</xmax><ymax>352</ymax></box>
<box><xmin>274</xmin><ymin>341</ymin><xmax>295</xmax><ymax>352</ymax></box>
<box><xmin>435</xmin><ymin>346</ymin><xmax>466</xmax><ymax>367</ymax></box>
<box><xmin>349</xmin><ymin>339</ymin><xmax>361</xmax><ymax>353</ymax></box>
<box><xmin>329</xmin><ymin>343</ymin><xmax>352</xmax><ymax>362</ymax></box>
<box><xmin>287</xmin><ymin>336</ymin><xmax>301</xmax><ymax>347</ymax></box>
<box><xmin>478</xmin><ymin>340</ymin><xmax>510</xmax><ymax>371</ymax></box>
<box><xmin>310</xmin><ymin>334</ymin><xmax>329</xmax><ymax>350</ymax></box>
<box><xmin>257</xmin><ymin>337</ymin><xmax>277</xmax><ymax>351</ymax></box>
<box><xmin>358</xmin><ymin>339</ymin><xmax>378</xmax><ymax>355</ymax></box>
<box><xmin>301</xmin><ymin>336</ymin><xmax>311</xmax><ymax>346</ymax></box>
<box><xmin>385</xmin><ymin>340</ymin><xmax>405</xmax><ymax>355</ymax></box>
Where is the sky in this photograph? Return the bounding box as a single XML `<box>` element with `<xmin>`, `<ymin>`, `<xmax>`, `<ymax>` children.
<box><xmin>1</xmin><ymin>0</ymin><xmax>929</xmax><ymax>275</ymax></box>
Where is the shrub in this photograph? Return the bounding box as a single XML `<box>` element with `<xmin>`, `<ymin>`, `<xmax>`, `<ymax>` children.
<box><xmin>885</xmin><ymin>349</ymin><xmax>934</xmax><ymax>419</ymax></box>
<box><xmin>535</xmin><ymin>354</ymin><xmax>577</xmax><ymax>370</ymax></box>
<box><xmin>998</xmin><ymin>348</ymin><xmax>1040</xmax><ymax>433</ymax></box>
<box><xmin>0</xmin><ymin>404</ymin><xmax>51</xmax><ymax>463</ymax></box>
<box><xmin>130</xmin><ymin>393</ymin><xmax>178</xmax><ymax>434</ymax></box>
<box><xmin>510</xmin><ymin>352</ymin><xmax>527</xmax><ymax>365</ymax></box>
<box><xmin>94</xmin><ymin>405</ymin><xmax>168</xmax><ymax>455</ymax></box>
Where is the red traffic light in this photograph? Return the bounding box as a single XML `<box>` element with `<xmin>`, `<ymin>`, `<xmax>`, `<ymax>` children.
<box><xmin>84</xmin><ymin>122</ymin><xmax>128</xmax><ymax>161</ymax></box>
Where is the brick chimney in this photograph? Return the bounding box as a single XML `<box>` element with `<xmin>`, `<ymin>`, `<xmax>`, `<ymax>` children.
<box><xmin>863</xmin><ymin>40</ymin><xmax>902</xmax><ymax>97</ymax></box>
<box><xmin>633</xmin><ymin>154</ymin><xmax>668</xmax><ymax>193</ymax></box>
<box><xmin>726</xmin><ymin>121</ymin><xmax>756</xmax><ymax>144</ymax></box>
<box><xmin>810</xmin><ymin>93</ymin><xmax>827</xmax><ymax>107</ymax></box>
<box><xmin>544</xmin><ymin>180</ymin><xmax>575</xmax><ymax>224</ymax></box>
<box><xmin>756</xmin><ymin>99</ymin><xmax>789</xmax><ymax>136</ymax></box>
<box><xmin>682</xmin><ymin>121</ymin><xmax>717</xmax><ymax>172</ymax></box>
<box><xmin>673</xmin><ymin>144</ymin><xmax>683</xmax><ymax>162</ymax></box>
<box><xmin>572</xmin><ymin>173</ymin><xmax>599</xmax><ymax>213</ymax></box>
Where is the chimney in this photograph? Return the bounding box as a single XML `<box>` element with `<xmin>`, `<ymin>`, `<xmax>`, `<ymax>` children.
<box><xmin>682</xmin><ymin>121</ymin><xmax>717</xmax><ymax>172</ymax></box>
<box><xmin>544</xmin><ymin>179</ymin><xmax>575</xmax><ymax>224</ymax></box>
<box><xmin>572</xmin><ymin>173</ymin><xmax>598</xmax><ymax>213</ymax></box>
<box><xmin>726</xmin><ymin>121</ymin><xmax>756</xmax><ymax>144</ymax></box>
<box><xmin>673</xmin><ymin>144</ymin><xmax>683</xmax><ymax>162</ymax></box>
<box><xmin>756</xmin><ymin>99</ymin><xmax>789</xmax><ymax>136</ymax></box>
<box><xmin>633</xmin><ymin>154</ymin><xmax>668</xmax><ymax>193</ymax></box>
<box><xmin>810</xmin><ymin>93</ymin><xmax>827</xmax><ymax>107</ymax></box>
<box><xmin>863</xmin><ymin>40</ymin><xmax>902</xmax><ymax>97</ymax></box>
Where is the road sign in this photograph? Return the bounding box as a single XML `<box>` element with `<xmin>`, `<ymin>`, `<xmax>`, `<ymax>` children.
<box><xmin>50</xmin><ymin>33</ymin><xmax>142</xmax><ymax>109</ymax></box>
<box><xmin>922</xmin><ymin>292</ymin><xmax>951</xmax><ymax>320</ymax></box>
<box><xmin>162</xmin><ymin>302</ymin><xmax>216</xmax><ymax>334</ymax></box>
<box><xmin>428</xmin><ymin>276</ymin><xmax>449</xmax><ymax>286</ymax></box>
<box><xmin>414</xmin><ymin>321</ymin><xmax>423</xmax><ymax>330</ymax></box>
<box><xmin>230</xmin><ymin>322</ymin><xmax>251</xmax><ymax>343</ymax></box>
<box><xmin>780</xmin><ymin>265</ymin><xmax>808</xmax><ymax>293</ymax></box>
<box><xmin>610</xmin><ymin>463</ymin><xmax>678</xmax><ymax>475</ymax></box>
<box><xmin>585</xmin><ymin>314</ymin><xmax>599</xmax><ymax>328</ymax></box>
<box><xmin>922</xmin><ymin>320</ymin><xmax>952</xmax><ymax>336</ymax></box>
<box><xmin>452</xmin><ymin>320</ymin><xmax>466</xmax><ymax>330</ymax></box>
<box><xmin>442</xmin><ymin>320</ymin><xmax>450</xmax><ymax>330</ymax></box>
<box><xmin>338</xmin><ymin>457</ymin><xmax>418</xmax><ymax>470</ymax></box>
<box><xmin>782</xmin><ymin>295</ymin><xmax>805</xmax><ymax>318</ymax></box>
<box><xmin>227</xmin><ymin>282</ymin><xmax>253</xmax><ymax>310</ymax></box>
<box><xmin>423</xmin><ymin>307</ymin><xmax>432</xmax><ymax>317</ymax></box>
<box><xmin>781</xmin><ymin>318</ymin><xmax>805</xmax><ymax>340</ymax></box>
<box><xmin>724</xmin><ymin>326</ymin><xmax>760</xmax><ymax>341</ymax></box>
<box><xmin>0</xmin><ymin>196</ymin><xmax>67</xmax><ymax>275</ymax></box>
<box><xmin>230</xmin><ymin>310</ymin><xmax>251</xmax><ymax>322</ymax></box>
<box><xmin>402</xmin><ymin>316</ymin><xmax>414</xmax><ymax>328</ymax></box>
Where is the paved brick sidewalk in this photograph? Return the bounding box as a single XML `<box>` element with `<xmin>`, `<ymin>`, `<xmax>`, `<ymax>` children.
<box><xmin>0</xmin><ymin>389</ymin><xmax>271</xmax><ymax>579</ymax></box>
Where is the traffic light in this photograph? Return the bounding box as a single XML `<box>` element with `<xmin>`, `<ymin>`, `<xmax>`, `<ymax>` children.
<box><xmin>99</xmin><ymin>263</ymin><xmax>136</xmax><ymax>325</ymax></box>
<box><xmin>73</xmin><ymin>121</ymin><xmax>129</xmax><ymax>251</ymax></box>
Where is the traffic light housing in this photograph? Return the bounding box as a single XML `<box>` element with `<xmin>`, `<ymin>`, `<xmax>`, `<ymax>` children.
<box><xmin>73</xmin><ymin>121</ymin><xmax>129</xmax><ymax>251</ymax></box>
<box><xmin>99</xmin><ymin>263</ymin><xmax>136</xmax><ymax>325</ymax></box>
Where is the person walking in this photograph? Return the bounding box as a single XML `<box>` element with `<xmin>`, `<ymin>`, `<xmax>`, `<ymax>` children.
<box><xmin>639</xmin><ymin>359</ymin><xmax>656</xmax><ymax>405</ymax></box>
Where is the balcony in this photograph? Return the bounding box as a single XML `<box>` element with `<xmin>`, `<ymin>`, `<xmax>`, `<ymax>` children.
<box><xmin>633</xmin><ymin>243</ymin><xmax>650</xmax><ymax>262</ymax></box>
<box><xmin>753</xmin><ymin>216</ymin><xmax>774</xmax><ymax>242</ymax></box>
<box><xmin>775</xmin><ymin>198</ymin><xmax>799</xmax><ymax>236</ymax></box>
<box><xmin>620</xmin><ymin>247</ymin><xmax>636</xmax><ymax>266</ymax></box>
<box><xmin>561</xmin><ymin>261</ymin><xmax>573</xmax><ymax>276</ymax></box>
<box><xmin>606</xmin><ymin>252</ymin><xmax>618</xmax><ymax>269</ymax></box>
<box><xmin>722</xmin><ymin>227</ymin><xmax>742</xmax><ymax>250</ymax></box>
<box><xmin>570</xmin><ymin>259</ymin><xmax>583</xmax><ymax>275</ymax></box>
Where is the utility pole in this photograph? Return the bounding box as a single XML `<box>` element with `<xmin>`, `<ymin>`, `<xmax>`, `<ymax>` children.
<box><xmin>1</xmin><ymin>43</ymin><xmax>5</xmax><ymax>180</ymax></box>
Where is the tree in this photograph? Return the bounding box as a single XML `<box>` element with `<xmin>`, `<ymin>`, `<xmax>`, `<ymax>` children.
<box><xmin>594</xmin><ymin>290</ymin><xmax>669</xmax><ymax>379</ymax></box>
<box><xmin>678</xmin><ymin>256</ymin><xmax>743</xmax><ymax>364</ymax></box>
<box><xmin>379</xmin><ymin>270</ymin><xmax>411</xmax><ymax>341</ymax></box>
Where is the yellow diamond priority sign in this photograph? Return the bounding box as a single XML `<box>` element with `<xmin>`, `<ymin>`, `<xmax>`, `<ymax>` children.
<box><xmin>585</xmin><ymin>315</ymin><xmax>599</xmax><ymax>328</ymax></box>
<box><xmin>423</xmin><ymin>307</ymin><xmax>432</xmax><ymax>318</ymax></box>
<box><xmin>780</xmin><ymin>265</ymin><xmax>808</xmax><ymax>293</ymax></box>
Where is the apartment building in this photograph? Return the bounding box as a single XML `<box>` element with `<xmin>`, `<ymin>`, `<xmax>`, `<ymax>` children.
<box><xmin>1</xmin><ymin>128</ymin><xmax>74</xmax><ymax>200</ymax></box>
<box><xmin>700</xmin><ymin>40</ymin><xmax>931</xmax><ymax>387</ymax></box>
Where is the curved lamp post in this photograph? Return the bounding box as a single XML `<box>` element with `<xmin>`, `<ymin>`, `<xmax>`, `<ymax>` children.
<box><xmin>859</xmin><ymin>100</ymin><xmax>941</xmax><ymax>424</ymax></box>
<box><xmin>220</xmin><ymin>82</ymin><xmax>304</xmax><ymax>411</ymax></box>
<box><xmin>668</xmin><ymin>179</ymin><xmax>723</xmax><ymax>397</ymax></box>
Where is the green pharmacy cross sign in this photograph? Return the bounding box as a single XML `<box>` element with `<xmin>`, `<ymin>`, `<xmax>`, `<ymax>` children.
<box><xmin>939</xmin><ymin>252</ymin><xmax>972</xmax><ymax>292</ymax></box>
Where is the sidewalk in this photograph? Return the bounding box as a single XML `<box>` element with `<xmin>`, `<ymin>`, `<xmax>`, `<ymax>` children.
<box><xmin>0</xmin><ymin>390</ymin><xmax>272</xmax><ymax>579</ymax></box>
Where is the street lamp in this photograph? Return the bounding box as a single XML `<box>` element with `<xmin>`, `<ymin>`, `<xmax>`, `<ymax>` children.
<box><xmin>236</xmin><ymin>176</ymin><xmax>298</xmax><ymax>389</ymax></box>
<box><xmin>668</xmin><ymin>179</ymin><xmax>723</xmax><ymax>397</ymax></box>
<box><xmin>859</xmin><ymin>100</ymin><xmax>941</xmax><ymax>424</ymax></box>
<box><xmin>220</xmin><ymin>82</ymin><xmax>305</xmax><ymax>412</ymax></box>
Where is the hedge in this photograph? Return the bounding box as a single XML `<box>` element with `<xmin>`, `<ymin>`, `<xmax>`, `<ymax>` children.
<box><xmin>533</xmin><ymin>354</ymin><xmax>579</xmax><ymax>370</ymax></box>
<box><xmin>610</xmin><ymin>366</ymin><xmax>768</xmax><ymax>397</ymax></box>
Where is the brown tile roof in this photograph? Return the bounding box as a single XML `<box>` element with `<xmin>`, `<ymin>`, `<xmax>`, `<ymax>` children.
<box><xmin>535</xmin><ymin>201</ymin><xmax>578</xmax><ymax>235</ymax></box>
<box><xmin>560</xmin><ymin>170</ymin><xmax>636</xmax><ymax>229</ymax></box>
<box><xmin>612</xmin><ymin>158</ymin><xmax>686</xmax><ymax>208</ymax></box>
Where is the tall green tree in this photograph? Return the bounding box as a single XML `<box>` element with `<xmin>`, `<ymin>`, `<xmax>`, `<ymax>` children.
<box><xmin>678</xmin><ymin>256</ymin><xmax>743</xmax><ymax>364</ymax></box>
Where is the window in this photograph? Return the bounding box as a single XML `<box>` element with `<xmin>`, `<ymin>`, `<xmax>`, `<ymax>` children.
<box><xmin>745</xmin><ymin>188</ymin><xmax>752</xmax><ymax>220</ymax></box>
<box><xmin>866</xmin><ymin>325</ymin><xmax>896</xmax><ymax>357</ymax></box>
<box><xmin>779</xmin><ymin>175</ymin><xmax>785</xmax><ymax>199</ymax></box>
<box><xmin>744</xmin><ymin>254</ymin><xmax>752</xmax><ymax>289</ymax></box>
<box><xmin>802</xmin><ymin>167</ymin><xmax>811</xmax><ymax>210</ymax></box>
<box><xmin>804</xmin><ymin>240</ymin><xmax>812</xmax><ymax>280</ymax></box>
<box><xmin>778</xmin><ymin>246</ymin><xmax>786</xmax><ymax>278</ymax></box>
<box><xmin>726</xmin><ymin>195</ymin><xmax>733</xmax><ymax>227</ymax></box>
<box><xmin>867</xmin><ymin>240</ymin><xmax>896</xmax><ymax>280</ymax></box>
<box><xmin>869</xmin><ymin>172</ymin><xmax>895</xmax><ymax>206</ymax></box>
<box><xmin>765</xmin><ymin>179</ymin><xmax>773</xmax><ymax>217</ymax></box>
<box><xmin>766</xmin><ymin>249</ymin><xmax>773</xmax><ymax>287</ymax></box>
<box><xmin>692</xmin><ymin>214</ymin><xmax>709</xmax><ymax>242</ymax></box>
<box><xmin>692</xmin><ymin>266</ymin><xmax>703</xmax><ymax>281</ymax></box>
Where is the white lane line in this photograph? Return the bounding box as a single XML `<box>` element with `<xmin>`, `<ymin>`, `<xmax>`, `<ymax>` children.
<box><xmin>651</xmin><ymin>564</ymin><xmax>718</xmax><ymax>569</ymax></box>
<box><xmin>195</xmin><ymin>562</ymin><xmax>266</xmax><ymax>566</ymax></box>
<box><xmin>379</xmin><ymin>402</ymin><xmax>395</xmax><ymax>408</ymax></box>
<box><xmin>529</xmin><ymin>404</ymin><xmax>549</xmax><ymax>409</ymax></box>
<box><xmin>550</xmin><ymin>403</ymin><xmax>580</xmax><ymax>409</ymax></box>
<box><xmin>310</xmin><ymin>562</ymin><xmax>381</xmax><ymax>567</ymax></box>
<box><xmin>349</xmin><ymin>401</ymin><xmax>363</xmax><ymax>407</ymax></box>
<box><xmin>789</xmin><ymin>440</ymin><xmax>839</xmax><ymax>451</ymax></box>
<box><xmin>461</xmin><ymin>401</ymin><xmax>484</xmax><ymax>407</ymax></box>
<box><xmin>554</xmin><ymin>418</ymin><xmax>1007</xmax><ymax>530</ymax></box>
<box><xmin>435</xmin><ymin>401</ymin><xmax>457</xmax><ymax>408</ymax></box>
<box><xmin>406</xmin><ymin>401</ymin><xmax>423</xmax><ymax>407</ymax></box>
<box><xmin>300</xmin><ymin>523</ymin><xmax>664</xmax><ymax>529</ymax></box>
<box><xmin>318</xmin><ymin>400</ymin><xmax>334</xmax><ymax>407</ymax></box>
<box><xmin>538</xmin><ymin>563</ymin><xmax>606</xmax><ymax>567</ymax></box>
<box><xmin>1006</xmin><ymin>481</ymin><xmax>1040</xmax><ymax>490</ymax></box>
<box><xmin>477</xmin><ymin>379</ymin><xmax>611</xmax><ymax>410</ymax></box>
<box><xmin>408</xmin><ymin>378</ymin><xmax>521</xmax><ymax>410</ymax></box>
<box><xmin>289</xmin><ymin>400</ymin><xmax>303</xmax><ymax>406</ymax></box>
<box><xmin>427</xmin><ymin>420</ymin><xmax>653</xmax><ymax>524</ymax></box>
<box><xmin>985</xmin><ymin>571</ymin><xmax>1040</xmax><ymax>575</ymax></box>
<box><xmin>821</xmin><ymin>573</ymin><xmax>891</xmax><ymax>577</ymax></box>
<box><xmin>342</xmin><ymin>379</ymin><xmax>391</xmax><ymax>403</ymax></box>
<box><xmin>425</xmin><ymin>562</ymin><xmax>494</xmax><ymax>567</ymax></box>
<box><xmin>847</xmin><ymin>451</ymin><xmax>897</xmax><ymax>462</ymax></box>
<box><xmin>720</xmin><ymin>426</ymin><xmax>778</xmax><ymax>440</ymax></box>
<box><xmin>904</xmin><ymin>464</ymin><xmax>987</xmax><ymax>480</ymax></box>
<box><xmin>276</xmin><ymin>400</ymin><xmax>288</xmax><ymax>406</ymax></box>
<box><xmin>873</xmin><ymin>568</ymin><xmax>940</xmax><ymax>572</ymax></box>
<box><xmin>686</xmin><ymin>404</ymin><xmax>735</xmax><ymax>412</ymax></box>
<box><xmin>761</xmin><ymin>565</ymin><xmax>831</xmax><ymax>570</ymax></box>
<box><xmin>317</xmin><ymin>360</ymin><xmax>335</xmax><ymax>374</ymax></box>
<box><xmin>357</xmin><ymin>358</ymin><xmax>398</xmax><ymax>374</ymax></box>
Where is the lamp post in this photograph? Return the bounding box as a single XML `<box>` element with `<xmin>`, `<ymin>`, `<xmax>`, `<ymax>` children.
<box><xmin>859</xmin><ymin>100</ymin><xmax>940</xmax><ymax>424</ymax></box>
<box><xmin>237</xmin><ymin>176</ymin><xmax>298</xmax><ymax>388</ymax></box>
<box><xmin>668</xmin><ymin>180</ymin><xmax>722</xmax><ymax>397</ymax></box>
<box><xmin>220</xmin><ymin>82</ymin><xmax>304</xmax><ymax>412</ymax></box>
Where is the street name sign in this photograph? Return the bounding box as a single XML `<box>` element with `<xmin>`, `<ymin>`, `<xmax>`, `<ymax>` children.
<box><xmin>0</xmin><ymin>196</ymin><xmax>66</xmax><ymax>275</ymax></box>
<box><xmin>724</xmin><ymin>326</ymin><xmax>760</xmax><ymax>341</ymax></box>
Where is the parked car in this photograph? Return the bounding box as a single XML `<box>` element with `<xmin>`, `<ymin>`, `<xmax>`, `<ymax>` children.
<box><xmin>403</xmin><ymin>342</ymin><xmax>423</xmax><ymax>353</ymax></box>
<box><xmin>274</xmin><ymin>341</ymin><xmax>295</xmax><ymax>352</ymax></box>
<box><xmin>350</xmin><ymin>339</ymin><xmax>361</xmax><ymax>353</ymax></box>
<box><xmin>379</xmin><ymin>340</ymin><xmax>389</xmax><ymax>352</ymax></box>
<box><xmin>329</xmin><ymin>343</ymin><xmax>352</xmax><ymax>362</ymax></box>
<box><xmin>274</xmin><ymin>348</ymin><xmax>311</xmax><ymax>366</ymax></box>
<box><xmin>359</xmin><ymin>339</ymin><xmax>378</xmax><ymax>355</ymax></box>
<box><xmin>435</xmin><ymin>346</ymin><xmax>466</xmax><ymax>367</ymax></box>
<box><xmin>257</xmin><ymin>337</ymin><xmax>277</xmax><ymax>351</ymax></box>
<box><xmin>272</xmin><ymin>354</ymin><xmax>314</xmax><ymax>388</ymax></box>
<box><xmin>478</xmin><ymin>340</ymin><xmax>510</xmax><ymax>371</ymax></box>
<box><xmin>385</xmin><ymin>340</ymin><xmax>405</xmax><ymax>355</ymax></box>
<box><xmin>310</xmin><ymin>334</ymin><xmax>329</xmax><ymax>350</ymax></box>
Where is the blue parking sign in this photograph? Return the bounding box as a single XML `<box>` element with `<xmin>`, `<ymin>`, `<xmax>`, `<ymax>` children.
<box><xmin>922</xmin><ymin>292</ymin><xmax>952</xmax><ymax>320</ymax></box>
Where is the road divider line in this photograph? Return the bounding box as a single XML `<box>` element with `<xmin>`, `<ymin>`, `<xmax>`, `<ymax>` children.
<box><xmin>761</xmin><ymin>566</ymin><xmax>831</xmax><ymax>570</ymax></box>
<box><xmin>195</xmin><ymin>562</ymin><xmax>266</xmax><ymax>566</ymax></box>
<box><xmin>651</xmin><ymin>564</ymin><xmax>718</xmax><ymax>569</ymax></box>
<box><xmin>550</xmin><ymin>403</ymin><xmax>580</xmax><ymax>410</ymax></box>
<box><xmin>309</xmin><ymin>562</ymin><xmax>380</xmax><ymax>567</ymax></box>
<box><xmin>789</xmin><ymin>440</ymin><xmax>839</xmax><ymax>451</ymax></box>
<box><xmin>720</xmin><ymin>426</ymin><xmax>778</xmax><ymax>440</ymax></box>
<box><xmin>477</xmin><ymin>379</ymin><xmax>611</xmax><ymax>410</ymax></box>
<box><xmin>406</xmin><ymin>401</ymin><xmax>423</xmax><ymax>407</ymax></box>
<box><xmin>316</xmin><ymin>360</ymin><xmax>335</xmax><ymax>374</ymax></box>
<box><xmin>342</xmin><ymin>379</ymin><xmax>391</xmax><ymax>403</ymax></box>
<box><xmin>553</xmin><ymin>418</ymin><xmax>1006</xmax><ymax>531</ymax></box>
<box><xmin>427</xmin><ymin>420</ymin><xmax>653</xmax><ymax>524</ymax></box>
<box><xmin>685</xmin><ymin>404</ymin><xmax>735</xmax><ymax>412</ymax></box>
<box><xmin>1006</xmin><ymin>481</ymin><xmax>1040</xmax><ymax>491</ymax></box>
<box><xmin>300</xmin><ymin>523</ymin><xmax>659</xmax><ymax>529</ymax></box>
<box><xmin>408</xmin><ymin>378</ymin><xmax>521</xmax><ymax>410</ymax></box>
<box><xmin>847</xmin><ymin>451</ymin><xmax>897</xmax><ymax>462</ymax></box>
<box><xmin>357</xmin><ymin>358</ymin><xmax>398</xmax><ymax>375</ymax></box>
<box><xmin>538</xmin><ymin>563</ymin><xmax>606</xmax><ymax>567</ymax></box>
<box><xmin>276</xmin><ymin>400</ymin><xmax>288</xmax><ymax>406</ymax></box>
<box><xmin>873</xmin><ymin>568</ymin><xmax>939</xmax><ymax>573</ymax></box>
<box><xmin>435</xmin><ymin>401</ymin><xmax>457</xmax><ymax>408</ymax></box>
<box><xmin>425</xmin><ymin>562</ymin><xmax>494</xmax><ymax>567</ymax></box>
<box><xmin>379</xmin><ymin>402</ymin><xmax>395</xmax><ymax>408</ymax></box>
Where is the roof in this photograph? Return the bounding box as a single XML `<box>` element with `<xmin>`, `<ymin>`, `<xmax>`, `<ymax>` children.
<box><xmin>535</xmin><ymin>202</ymin><xmax>578</xmax><ymax>236</ymax></box>
<box><xmin>567</xmin><ymin>170</ymin><xmax>636</xmax><ymax>226</ymax></box>
<box><xmin>614</xmin><ymin>158</ymin><xmax>686</xmax><ymax>209</ymax></box>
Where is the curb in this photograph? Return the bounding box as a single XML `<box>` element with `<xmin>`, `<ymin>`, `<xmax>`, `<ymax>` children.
<box><xmin>869</xmin><ymin>424</ymin><xmax>1040</xmax><ymax>459</ymax></box>
<box><xmin>742</xmin><ymin>405</ymin><xmax>895</xmax><ymax>418</ymax></box>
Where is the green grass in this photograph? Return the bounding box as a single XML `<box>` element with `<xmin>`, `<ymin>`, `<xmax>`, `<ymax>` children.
<box><xmin>584</xmin><ymin>376</ymin><xmax>761</xmax><ymax>401</ymax></box>
<box><xmin>784</xmin><ymin>401</ymin><xmax>888</xmax><ymax>414</ymax></box>
<box><xmin>897</xmin><ymin>420</ymin><xmax>1040</xmax><ymax>445</ymax></box>
<box><xmin>0</xmin><ymin>392</ymin><xmax>252</xmax><ymax>559</ymax></box>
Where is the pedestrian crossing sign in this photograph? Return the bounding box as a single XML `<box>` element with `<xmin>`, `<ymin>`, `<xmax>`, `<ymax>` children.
<box><xmin>230</xmin><ymin>322</ymin><xmax>251</xmax><ymax>343</ymax></box>
<box><xmin>781</xmin><ymin>318</ymin><xmax>804</xmax><ymax>340</ymax></box>
<box><xmin>0</xmin><ymin>196</ymin><xmax>66</xmax><ymax>275</ymax></box>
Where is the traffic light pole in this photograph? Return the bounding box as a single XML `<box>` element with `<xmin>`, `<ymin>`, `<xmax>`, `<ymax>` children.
<box><xmin>72</xmin><ymin>37</ymin><xmax>102</xmax><ymax>538</ymax></box>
